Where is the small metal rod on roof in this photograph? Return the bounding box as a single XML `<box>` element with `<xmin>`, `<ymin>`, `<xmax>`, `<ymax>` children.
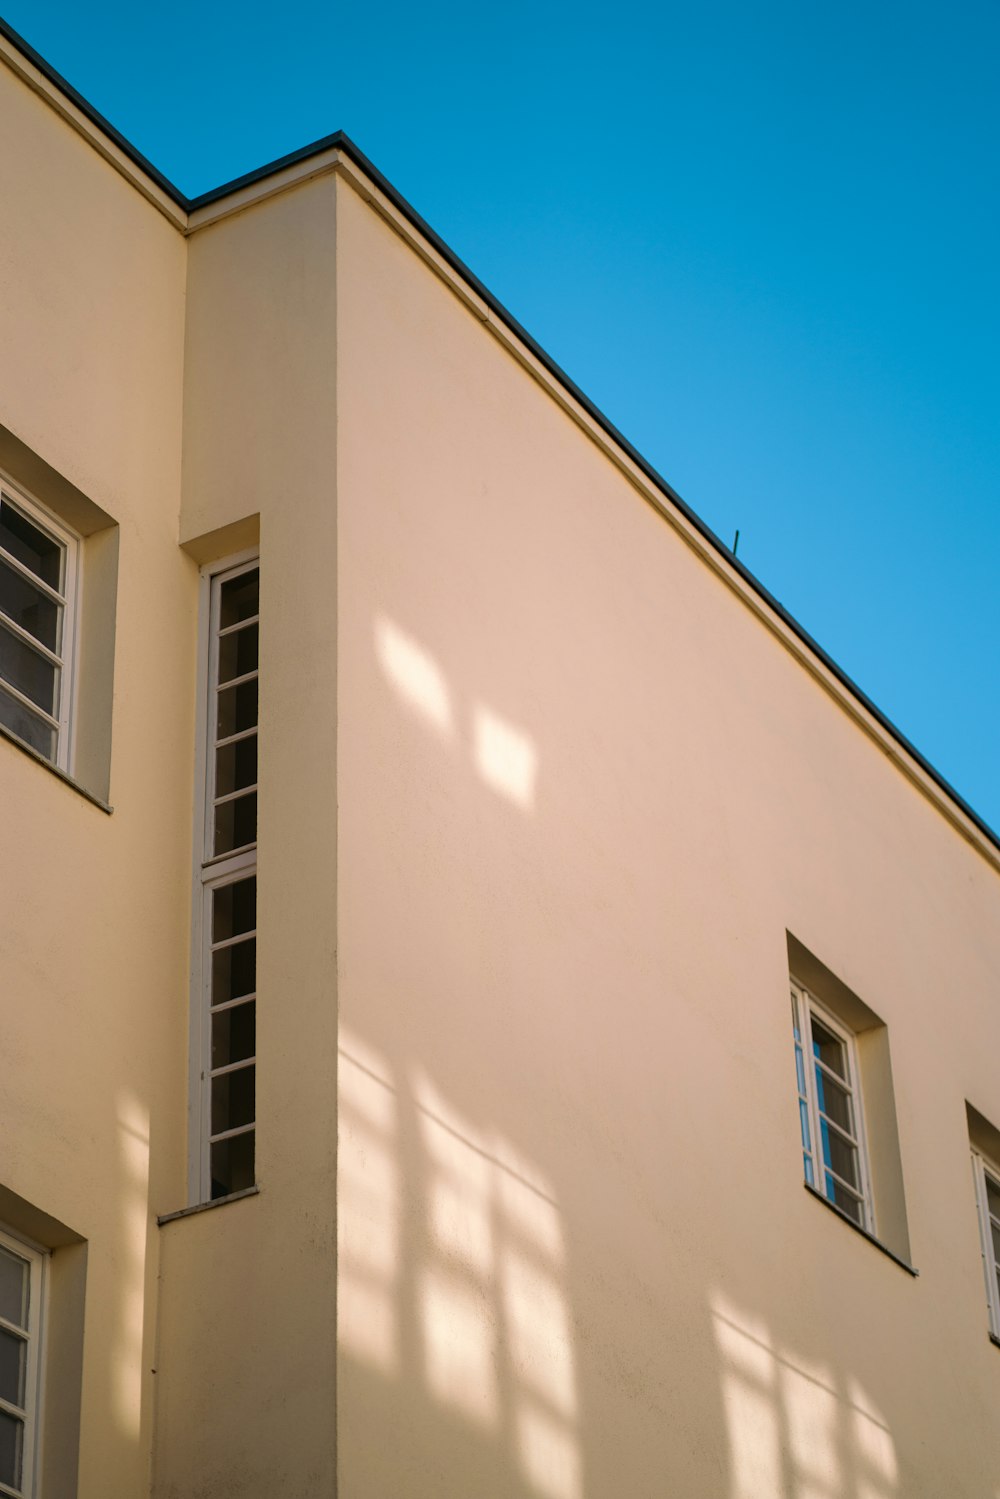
<box><xmin>732</xmin><ymin>529</ymin><xmax>740</xmax><ymax>557</ymax></box>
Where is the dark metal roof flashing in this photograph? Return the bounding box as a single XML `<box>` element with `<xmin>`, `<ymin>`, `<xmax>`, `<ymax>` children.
<box><xmin>1</xmin><ymin>13</ymin><xmax>997</xmax><ymax>858</ymax></box>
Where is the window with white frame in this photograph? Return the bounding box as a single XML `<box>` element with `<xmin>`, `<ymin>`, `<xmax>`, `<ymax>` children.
<box><xmin>971</xmin><ymin>1149</ymin><xmax>1000</xmax><ymax>1339</ymax></box>
<box><xmin>194</xmin><ymin>556</ymin><xmax>259</xmax><ymax>1203</ymax></box>
<box><xmin>0</xmin><ymin>484</ymin><xmax>78</xmax><ymax>769</ymax></box>
<box><xmin>0</xmin><ymin>1229</ymin><xmax>45</xmax><ymax>1499</ymax></box>
<box><xmin>791</xmin><ymin>978</ymin><xmax>873</xmax><ymax>1231</ymax></box>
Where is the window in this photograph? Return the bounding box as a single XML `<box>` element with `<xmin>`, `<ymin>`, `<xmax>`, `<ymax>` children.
<box><xmin>787</xmin><ymin>938</ymin><xmax>911</xmax><ymax>1265</ymax></box>
<box><xmin>971</xmin><ymin>1149</ymin><xmax>1000</xmax><ymax>1339</ymax></box>
<box><xmin>193</xmin><ymin>556</ymin><xmax>259</xmax><ymax>1203</ymax></box>
<box><xmin>0</xmin><ymin>484</ymin><xmax>78</xmax><ymax>770</ymax></box>
<box><xmin>791</xmin><ymin>978</ymin><xmax>873</xmax><ymax>1231</ymax></box>
<box><xmin>0</xmin><ymin>1228</ymin><xmax>44</xmax><ymax>1499</ymax></box>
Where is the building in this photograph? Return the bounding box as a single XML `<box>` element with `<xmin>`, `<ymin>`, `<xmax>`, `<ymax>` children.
<box><xmin>1</xmin><ymin>17</ymin><xmax>999</xmax><ymax>1499</ymax></box>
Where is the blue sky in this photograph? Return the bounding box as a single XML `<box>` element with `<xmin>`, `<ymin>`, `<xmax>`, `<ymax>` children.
<box><xmin>6</xmin><ymin>0</ymin><xmax>998</xmax><ymax>832</ymax></box>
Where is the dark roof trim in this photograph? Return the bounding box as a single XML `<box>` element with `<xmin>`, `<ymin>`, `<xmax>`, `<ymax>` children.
<box><xmin>0</xmin><ymin>14</ymin><xmax>186</xmax><ymax>202</ymax></box>
<box><xmin>2</xmin><ymin>12</ymin><xmax>997</xmax><ymax>856</ymax></box>
<box><xmin>187</xmin><ymin>130</ymin><xmax>350</xmax><ymax>210</ymax></box>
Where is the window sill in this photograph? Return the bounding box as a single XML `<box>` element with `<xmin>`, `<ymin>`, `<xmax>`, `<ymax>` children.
<box><xmin>0</xmin><ymin>722</ymin><xmax>112</xmax><ymax>813</ymax></box>
<box><xmin>804</xmin><ymin>1183</ymin><xmax>918</xmax><ymax>1277</ymax></box>
<box><xmin>989</xmin><ymin>1333</ymin><xmax>1000</xmax><ymax>1352</ymax></box>
<box><xmin>157</xmin><ymin>1185</ymin><xmax>259</xmax><ymax>1226</ymax></box>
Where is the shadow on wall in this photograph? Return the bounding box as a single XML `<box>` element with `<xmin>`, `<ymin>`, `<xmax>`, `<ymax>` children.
<box><xmin>338</xmin><ymin>1032</ymin><xmax>905</xmax><ymax>1499</ymax></box>
<box><xmin>113</xmin><ymin>1090</ymin><xmax>151</xmax><ymax>1439</ymax></box>
<box><xmin>711</xmin><ymin>1293</ymin><xmax>898</xmax><ymax>1499</ymax></box>
<box><xmin>339</xmin><ymin>1029</ymin><xmax>580</xmax><ymax>1499</ymax></box>
<box><xmin>334</xmin><ymin>616</ymin><xmax>906</xmax><ymax>1498</ymax></box>
<box><xmin>375</xmin><ymin>616</ymin><xmax>538</xmax><ymax>811</ymax></box>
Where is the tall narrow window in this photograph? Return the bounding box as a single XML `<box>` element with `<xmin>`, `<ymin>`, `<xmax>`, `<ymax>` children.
<box><xmin>971</xmin><ymin>1150</ymin><xmax>1000</xmax><ymax>1339</ymax></box>
<box><xmin>790</xmin><ymin>978</ymin><xmax>873</xmax><ymax>1231</ymax></box>
<box><xmin>196</xmin><ymin>557</ymin><xmax>259</xmax><ymax>1202</ymax></box>
<box><xmin>0</xmin><ymin>485</ymin><xmax>78</xmax><ymax>769</ymax></box>
<box><xmin>0</xmin><ymin>1229</ymin><xmax>44</xmax><ymax>1499</ymax></box>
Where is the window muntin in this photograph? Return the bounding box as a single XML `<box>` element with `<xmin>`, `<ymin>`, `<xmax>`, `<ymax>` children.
<box><xmin>0</xmin><ymin>488</ymin><xmax>78</xmax><ymax>769</ymax></box>
<box><xmin>971</xmin><ymin>1151</ymin><xmax>1000</xmax><ymax>1338</ymax></box>
<box><xmin>206</xmin><ymin>868</ymin><xmax>257</xmax><ymax>1198</ymax></box>
<box><xmin>791</xmin><ymin>980</ymin><xmax>873</xmax><ymax>1231</ymax></box>
<box><xmin>0</xmin><ymin>1230</ymin><xmax>43</xmax><ymax>1499</ymax></box>
<box><xmin>195</xmin><ymin>557</ymin><xmax>259</xmax><ymax>1202</ymax></box>
<box><xmin>207</xmin><ymin>566</ymin><xmax>259</xmax><ymax>863</ymax></box>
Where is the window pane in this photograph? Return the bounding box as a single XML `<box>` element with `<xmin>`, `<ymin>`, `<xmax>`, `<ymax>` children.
<box><xmin>0</xmin><ymin>558</ymin><xmax>60</xmax><ymax>652</ymax></box>
<box><xmin>215</xmin><ymin>732</ymin><xmax>257</xmax><ymax>797</ymax></box>
<box><xmin>212</xmin><ymin>877</ymin><xmax>256</xmax><ymax>943</ymax></box>
<box><xmin>798</xmin><ymin>1099</ymin><xmax>812</xmax><ymax>1156</ymax></box>
<box><xmin>991</xmin><ymin>1220</ymin><xmax>1000</xmax><ymax>1269</ymax></box>
<box><xmin>985</xmin><ymin>1174</ymin><xmax>1000</xmax><ymax>1221</ymax></box>
<box><xmin>212</xmin><ymin>937</ymin><xmax>256</xmax><ymax>1004</ymax></box>
<box><xmin>821</xmin><ymin>1121</ymin><xmax>860</xmax><ymax>1190</ymax></box>
<box><xmin>810</xmin><ymin>1017</ymin><xmax>848</xmax><ymax>1080</ymax></box>
<box><xmin>0</xmin><ymin>499</ymin><xmax>61</xmax><ymax>589</ymax></box>
<box><xmin>794</xmin><ymin>1042</ymin><xmax>807</xmax><ymax>1097</ymax></box>
<box><xmin>211</xmin><ymin>1130</ymin><xmax>255</xmax><ymax>1200</ymax></box>
<box><xmin>0</xmin><ymin>684</ymin><xmax>55</xmax><ymax>759</ymax></box>
<box><xmin>0</xmin><ymin>1247</ymin><xmax>28</xmax><ymax>1330</ymax></box>
<box><xmin>214</xmin><ymin>791</ymin><xmax>257</xmax><ymax>857</ymax></box>
<box><xmin>0</xmin><ymin>1328</ymin><xmax>25</xmax><ymax>1409</ymax></box>
<box><xmin>814</xmin><ymin>1069</ymin><xmax>854</xmax><ymax>1136</ymax></box>
<box><xmin>218</xmin><ymin>622</ymin><xmax>258</xmax><ymax>685</ymax></box>
<box><xmin>212</xmin><ymin>1065</ymin><xmax>255</xmax><ymax>1134</ymax></box>
<box><xmin>826</xmin><ymin>1175</ymin><xmax>864</xmax><ymax>1225</ymax></box>
<box><xmin>219</xmin><ymin>569</ymin><xmax>259</xmax><ymax>630</ymax></box>
<box><xmin>804</xmin><ymin>1153</ymin><xmax>815</xmax><ymax>1186</ymax></box>
<box><xmin>0</xmin><ymin>620</ymin><xmax>57</xmax><ymax>714</ymax></box>
<box><xmin>0</xmin><ymin>1406</ymin><xmax>23</xmax><ymax>1490</ymax></box>
<box><xmin>212</xmin><ymin>1001</ymin><xmax>256</xmax><ymax>1070</ymax></box>
<box><xmin>217</xmin><ymin>678</ymin><xmax>258</xmax><ymax>739</ymax></box>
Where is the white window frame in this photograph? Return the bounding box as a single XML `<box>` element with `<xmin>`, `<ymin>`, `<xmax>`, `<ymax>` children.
<box><xmin>971</xmin><ymin>1148</ymin><xmax>1000</xmax><ymax>1339</ymax></box>
<box><xmin>189</xmin><ymin>550</ymin><xmax>259</xmax><ymax>1205</ymax></box>
<box><xmin>0</xmin><ymin>477</ymin><xmax>80</xmax><ymax>774</ymax></box>
<box><xmin>0</xmin><ymin>1226</ymin><xmax>47</xmax><ymax>1499</ymax></box>
<box><xmin>791</xmin><ymin>978</ymin><xmax>875</xmax><ymax>1234</ymax></box>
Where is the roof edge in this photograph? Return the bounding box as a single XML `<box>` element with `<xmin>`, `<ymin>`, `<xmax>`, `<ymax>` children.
<box><xmin>331</xmin><ymin>140</ymin><xmax>1000</xmax><ymax>862</ymax></box>
<box><xmin>0</xmin><ymin>14</ymin><xmax>186</xmax><ymax>203</ymax></box>
<box><xmin>1</xmin><ymin>13</ymin><xmax>997</xmax><ymax>860</ymax></box>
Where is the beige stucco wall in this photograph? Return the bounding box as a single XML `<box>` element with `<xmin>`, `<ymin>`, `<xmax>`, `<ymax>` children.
<box><xmin>1</xmin><ymin>54</ymin><xmax>344</xmax><ymax>1489</ymax></box>
<box><xmin>4</xmin><ymin>38</ymin><xmax>1000</xmax><ymax>1497</ymax></box>
<box><xmin>0</xmin><ymin>54</ymin><xmax>189</xmax><ymax>1499</ymax></box>
<box><xmin>150</xmin><ymin>174</ymin><xmax>340</xmax><ymax>1498</ymax></box>
<box><xmin>333</xmin><ymin>171</ymin><xmax>1000</xmax><ymax>1498</ymax></box>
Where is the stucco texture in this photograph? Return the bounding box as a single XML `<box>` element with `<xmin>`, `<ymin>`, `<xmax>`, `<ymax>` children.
<box><xmin>333</xmin><ymin>173</ymin><xmax>1000</xmax><ymax>1499</ymax></box>
<box><xmin>3</xmin><ymin>39</ymin><xmax>1000</xmax><ymax>1497</ymax></box>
